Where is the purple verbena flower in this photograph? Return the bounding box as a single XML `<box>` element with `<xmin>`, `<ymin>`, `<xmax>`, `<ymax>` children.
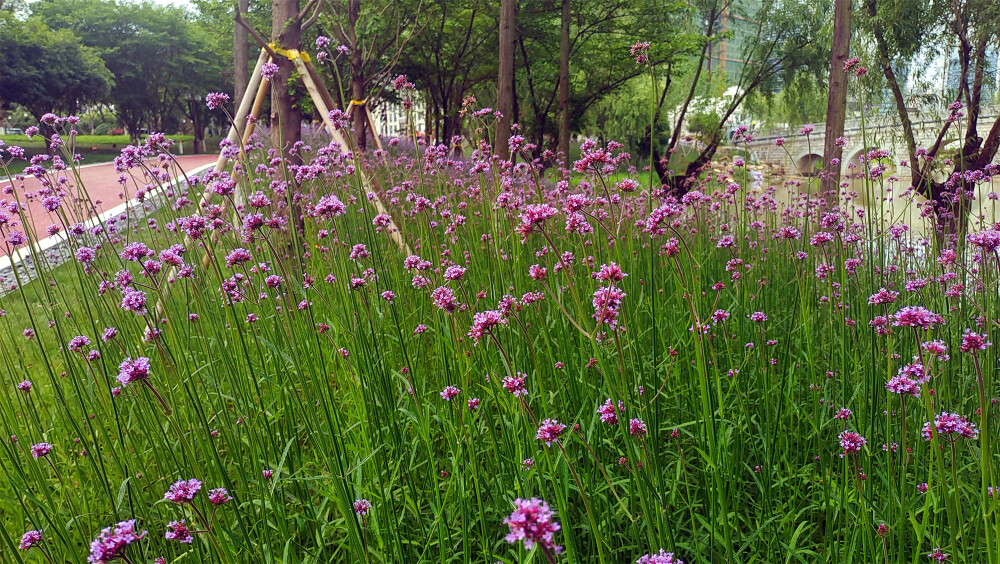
<box><xmin>164</xmin><ymin>520</ymin><xmax>193</xmax><ymax>544</ymax></box>
<box><xmin>838</xmin><ymin>431</ymin><xmax>866</xmax><ymax>457</ymax></box>
<box><xmin>116</xmin><ymin>357</ymin><xmax>151</xmax><ymax>386</ymax></box>
<box><xmin>960</xmin><ymin>329</ymin><xmax>991</xmax><ymax>353</ymax></box>
<box><xmin>164</xmin><ymin>479</ymin><xmax>202</xmax><ymax>504</ymax></box>
<box><xmin>502</xmin><ymin>374</ymin><xmax>528</xmax><ymax>397</ymax></box>
<box><xmin>503</xmin><ymin>497</ymin><xmax>562</xmax><ymax>553</ymax></box>
<box><xmin>636</xmin><ymin>550</ymin><xmax>684</xmax><ymax>564</ymax></box>
<box><xmin>208</xmin><ymin>488</ymin><xmax>231</xmax><ymax>506</ymax></box>
<box><xmin>440</xmin><ymin>386</ymin><xmax>461</xmax><ymax>401</ymax></box>
<box><xmin>536</xmin><ymin>419</ymin><xmax>567</xmax><ymax>446</ymax></box>
<box><xmin>922</xmin><ymin>412</ymin><xmax>978</xmax><ymax>442</ymax></box>
<box><xmin>892</xmin><ymin>306</ymin><xmax>944</xmax><ymax>330</ymax></box>
<box><xmin>205</xmin><ymin>92</ymin><xmax>230</xmax><ymax>110</ymax></box>
<box><xmin>88</xmin><ymin>519</ymin><xmax>146</xmax><ymax>563</ymax></box>
<box><xmin>261</xmin><ymin>62</ymin><xmax>280</xmax><ymax>81</ymax></box>
<box><xmin>353</xmin><ymin>498</ymin><xmax>371</xmax><ymax>516</ymax></box>
<box><xmin>18</xmin><ymin>529</ymin><xmax>43</xmax><ymax>550</ymax></box>
<box><xmin>468</xmin><ymin>310</ymin><xmax>507</xmax><ymax>343</ymax></box>
<box><xmin>30</xmin><ymin>442</ymin><xmax>52</xmax><ymax>459</ymax></box>
<box><xmin>597</xmin><ymin>398</ymin><xmax>623</xmax><ymax>425</ymax></box>
<box><xmin>629</xmin><ymin>418</ymin><xmax>648</xmax><ymax>437</ymax></box>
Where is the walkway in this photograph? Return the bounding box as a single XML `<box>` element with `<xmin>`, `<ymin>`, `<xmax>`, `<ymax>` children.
<box><xmin>1</xmin><ymin>154</ymin><xmax>216</xmax><ymax>257</ymax></box>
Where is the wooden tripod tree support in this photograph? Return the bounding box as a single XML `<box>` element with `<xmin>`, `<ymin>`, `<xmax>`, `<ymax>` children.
<box><xmin>284</xmin><ymin>48</ymin><xmax>409</xmax><ymax>254</ymax></box>
<box><xmin>148</xmin><ymin>47</ymin><xmax>408</xmax><ymax>323</ymax></box>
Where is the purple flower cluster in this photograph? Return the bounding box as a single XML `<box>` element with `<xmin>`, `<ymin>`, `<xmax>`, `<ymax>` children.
<box><xmin>164</xmin><ymin>478</ymin><xmax>202</xmax><ymax>503</ymax></box>
<box><xmin>468</xmin><ymin>310</ymin><xmax>507</xmax><ymax>343</ymax></box>
<box><xmin>597</xmin><ymin>398</ymin><xmax>623</xmax><ymax>425</ymax></box>
<box><xmin>959</xmin><ymin>329</ymin><xmax>991</xmax><ymax>353</ymax></box>
<box><xmin>117</xmin><ymin>357</ymin><xmax>151</xmax><ymax>386</ymax></box>
<box><xmin>30</xmin><ymin>442</ymin><xmax>52</xmax><ymax>459</ymax></box>
<box><xmin>440</xmin><ymin>386</ymin><xmax>461</xmax><ymax>401</ymax></box>
<box><xmin>208</xmin><ymin>488</ymin><xmax>231</xmax><ymax>506</ymax></box>
<box><xmin>502</xmin><ymin>374</ymin><xmax>528</xmax><ymax>397</ymax></box>
<box><xmin>892</xmin><ymin>306</ymin><xmax>944</xmax><ymax>330</ymax></box>
<box><xmin>592</xmin><ymin>285</ymin><xmax>627</xmax><ymax>329</ymax></box>
<box><xmin>636</xmin><ymin>550</ymin><xmax>684</xmax><ymax>564</ymax></box>
<box><xmin>353</xmin><ymin>498</ymin><xmax>371</xmax><ymax>516</ymax></box>
<box><xmin>504</xmin><ymin>497</ymin><xmax>562</xmax><ymax>554</ymax></box>
<box><xmin>164</xmin><ymin>519</ymin><xmax>193</xmax><ymax>544</ymax></box>
<box><xmin>205</xmin><ymin>92</ymin><xmax>229</xmax><ymax>109</ymax></box>
<box><xmin>536</xmin><ymin>419</ymin><xmax>567</xmax><ymax>446</ymax></box>
<box><xmin>838</xmin><ymin>431</ymin><xmax>866</xmax><ymax>457</ymax></box>
<box><xmin>18</xmin><ymin>529</ymin><xmax>42</xmax><ymax>550</ymax></box>
<box><xmin>922</xmin><ymin>412</ymin><xmax>978</xmax><ymax>442</ymax></box>
<box><xmin>88</xmin><ymin>519</ymin><xmax>146</xmax><ymax>563</ymax></box>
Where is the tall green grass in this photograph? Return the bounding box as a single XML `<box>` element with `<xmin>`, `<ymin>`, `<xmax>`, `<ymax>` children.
<box><xmin>0</xmin><ymin>110</ymin><xmax>998</xmax><ymax>564</ymax></box>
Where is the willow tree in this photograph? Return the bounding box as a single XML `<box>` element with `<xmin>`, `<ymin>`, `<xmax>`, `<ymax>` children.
<box><xmin>862</xmin><ymin>0</ymin><xmax>1000</xmax><ymax>235</ymax></box>
<box><xmin>653</xmin><ymin>0</ymin><xmax>830</xmax><ymax>193</ymax></box>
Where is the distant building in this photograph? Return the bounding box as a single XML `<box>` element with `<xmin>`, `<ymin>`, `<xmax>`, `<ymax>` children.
<box><xmin>899</xmin><ymin>43</ymin><xmax>1000</xmax><ymax>111</ymax></box>
<box><xmin>942</xmin><ymin>47</ymin><xmax>999</xmax><ymax>101</ymax></box>
<box><xmin>373</xmin><ymin>96</ymin><xmax>426</xmax><ymax>139</ymax></box>
<box><xmin>703</xmin><ymin>0</ymin><xmax>761</xmax><ymax>83</ymax></box>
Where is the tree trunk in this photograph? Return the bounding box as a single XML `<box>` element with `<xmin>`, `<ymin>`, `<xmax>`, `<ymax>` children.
<box><xmin>557</xmin><ymin>0</ymin><xmax>571</xmax><ymax>168</ymax></box>
<box><xmin>271</xmin><ymin>0</ymin><xmax>303</xmax><ymax>236</ymax></box>
<box><xmin>271</xmin><ymin>0</ymin><xmax>302</xmax><ymax>164</ymax></box>
<box><xmin>189</xmin><ymin>100</ymin><xmax>204</xmax><ymax>154</ymax></box>
<box><xmin>495</xmin><ymin>0</ymin><xmax>516</xmax><ymax>159</ymax></box>
<box><xmin>425</xmin><ymin>97</ymin><xmax>432</xmax><ymax>140</ymax></box>
<box><xmin>820</xmin><ymin>0</ymin><xmax>851</xmax><ymax>193</ymax></box>
<box><xmin>234</xmin><ymin>0</ymin><xmax>250</xmax><ymax>104</ymax></box>
<box><xmin>348</xmin><ymin>0</ymin><xmax>367</xmax><ymax>149</ymax></box>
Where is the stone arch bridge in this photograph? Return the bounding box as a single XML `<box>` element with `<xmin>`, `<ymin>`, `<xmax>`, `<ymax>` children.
<box><xmin>743</xmin><ymin>107</ymin><xmax>999</xmax><ymax>179</ymax></box>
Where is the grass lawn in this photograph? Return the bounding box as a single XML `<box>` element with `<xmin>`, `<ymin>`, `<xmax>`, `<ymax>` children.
<box><xmin>0</xmin><ymin>133</ymin><xmax>195</xmax><ymax>148</ymax></box>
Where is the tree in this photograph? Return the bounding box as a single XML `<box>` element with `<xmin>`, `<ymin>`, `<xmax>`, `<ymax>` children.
<box><xmin>396</xmin><ymin>0</ymin><xmax>496</xmax><ymax>146</ymax></box>
<box><xmin>0</xmin><ymin>18</ymin><xmax>111</xmax><ymax>122</ymax></box>
<box><xmin>191</xmin><ymin>0</ymin><xmax>271</xmax><ymax>102</ymax></box>
<box><xmin>820</xmin><ymin>0</ymin><xmax>851</xmax><ymax>192</ymax></box>
<box><xmin>497</xmin><ymin>0</ymin><xmax>693</xmax><ymax>160</ymax></box>
<box><xmin>556</xmin><ymin>0</ymin><xmax>570</xmax><ymax>166</ymax></box>
<box><xmin>653</xmin><ymin>0</ymin><xmax>830</xmax><ymax>192</ymax></box>
<box><xmin>320</xmin><ymin>0</ymin><xmax>426</xmax><ymax>149</ymax></box>
<box><xmin>270</xmin><ymin>0</ymin><xmax>303</xmax><ymax>160</ymax></box>
<box><xmin>33</xmin><ymin>0</ymin><xmax>226</xmax><ymax>141</ymax></box>
<box><xmin>495</xmin><ymin>0</ymin><xmax>516</xmax><ymax>158</ymax></box>
<box><xmin>235</xmin><ymin>0</ymin><xmax>250</xmax><ymax>102</ymax></box>
<box><xmin>862</xmin><ymin>0</ymin><xmax>1000</xmax><ymax>234</ymax></box>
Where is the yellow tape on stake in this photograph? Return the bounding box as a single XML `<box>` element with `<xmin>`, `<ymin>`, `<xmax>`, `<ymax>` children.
<box><xmin>267</xmin><ymin>43</ymin><xmax>312</xmax><ymax>62</ymax></box>
<box><xmin>350</xmin><ymin>99</ymin><xmax>366</xmax><ymax>106</ymax></box>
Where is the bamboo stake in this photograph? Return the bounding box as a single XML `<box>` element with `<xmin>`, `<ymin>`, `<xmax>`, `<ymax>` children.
<box><xmin>213</xmin><ymin>48</ymin><xmax>269</xmax><ymax>176</ymax></box>
<box><xmin>147</xmin><ymin>49</ymin><xmax>269</xmax><ymax>322</ymax></box>
<box><xmin>303</xmin><ymin>59</ymin><xmax>338</xmax><ymax>113</ymax></box>
<box><xmin>242</xmin><ymin>71</ymin><xmax>271</xmax><ymax>146</ymax></box>
<box><xmin>150</xmin><ymin>47</ymin><xmax>409</xmax><ymax>327</ymax></box>
<box><xmin>232</xmin><ymin>62</ymin><xmax>272</xmax><ymax>209</ymax></box>
<box><xmin>294</xmin><ymin>56</ymin><xmax>410</xmax><ymax>255</ymax></box>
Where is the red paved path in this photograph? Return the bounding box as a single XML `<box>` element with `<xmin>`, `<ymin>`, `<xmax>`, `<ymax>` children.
<box><xmin>1</xmin><ymin>154</ymin><xmax>217</xmax><ymax>256</ymax></box>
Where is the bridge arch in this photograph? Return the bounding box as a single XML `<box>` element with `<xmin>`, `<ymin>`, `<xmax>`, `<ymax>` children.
<box><xmin>794</xmin><ymin>152</ymin><xmax>824</xmax><ymax>176</ymax></box>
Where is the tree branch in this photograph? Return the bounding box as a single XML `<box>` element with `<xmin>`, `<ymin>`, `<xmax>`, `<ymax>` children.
<box><xmin>300</xmin><ymin>0</ymin><xmax>326</xmax><ymax>32</ymax></box>
<box><xmin>235</xmin><ymin>11</ymin><xmax>278</xmax><ymax>60</ymax></box>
